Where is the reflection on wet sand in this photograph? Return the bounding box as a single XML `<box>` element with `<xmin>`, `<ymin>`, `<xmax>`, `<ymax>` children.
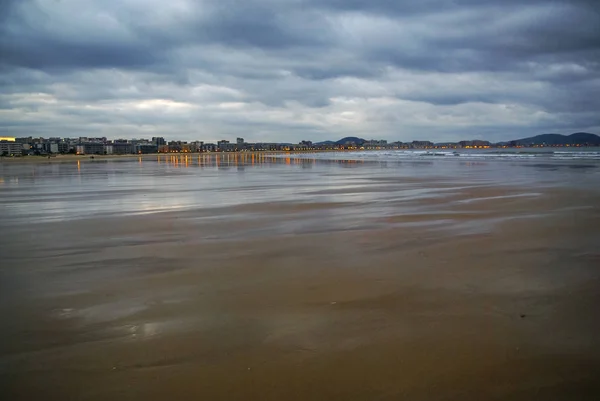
<box><xmin>1</xmin><ymin>156</ymin><xmax>600</xmax><ymax>400</ymax></box>
<box><xmin>145</xmin><ymin>153</ymin><xmax>362</xmax><ymax>169</ymax></box>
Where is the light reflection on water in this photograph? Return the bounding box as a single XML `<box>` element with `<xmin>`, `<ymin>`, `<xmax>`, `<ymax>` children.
<box><xmin>0</xmin><ymin>153</ymin><xmax>598</xmax><ymax>225</ymax></box>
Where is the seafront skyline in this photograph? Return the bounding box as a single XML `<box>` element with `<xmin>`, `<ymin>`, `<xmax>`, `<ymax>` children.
<box><xmin>1</xmin><ymin>132</ymin><xmax>599</xmax><ymax>156</ymax></box>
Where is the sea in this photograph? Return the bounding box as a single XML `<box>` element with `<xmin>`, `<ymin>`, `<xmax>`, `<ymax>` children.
<box><xmin>283</xmin><ymin>146</ymin><xmax>600</xmax><ymax>161</ymax></box>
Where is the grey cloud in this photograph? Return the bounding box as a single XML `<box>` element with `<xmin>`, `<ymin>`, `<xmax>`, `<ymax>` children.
<box><xmin>314</xmin><ymin>0</ymin><xmax>600</xmax><ymax>17</ymax></box>
<box><xmin>0</xmin><ymin>0</ymin><xmax>599</xmax><ymax>142</ymax></box>
<box><xmin>353</xmin><ymin>3</ymin><xmax>600</xmax><ymax>75</ymax></box>
<box><xmin>1</xmin><ymin>2</ymin><xmax>163</xmax><ymax>71</ymax></box>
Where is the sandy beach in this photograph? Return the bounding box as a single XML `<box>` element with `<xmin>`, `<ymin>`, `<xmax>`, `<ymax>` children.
<box><xmin>1</xmin><ymin>154</ymin><xmax>599</xmax><ymax>400</ymax></box>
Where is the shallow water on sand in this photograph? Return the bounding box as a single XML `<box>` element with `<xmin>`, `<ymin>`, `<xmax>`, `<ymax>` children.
<box><xmin>1</xmin><ymin>153</ymin><xmax>598</xmax><ymax>224</ymax></box>
<box><xmin>1</xmin><ymin>154</ymin><xmax>600</xmax><ymax>400</ymax></box>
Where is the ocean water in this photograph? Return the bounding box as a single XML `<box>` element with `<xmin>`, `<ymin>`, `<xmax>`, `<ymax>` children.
<box><xmin>283</xmin><ymin>147</ymin><xmax>600</xmax><ymax>161</ymax></box>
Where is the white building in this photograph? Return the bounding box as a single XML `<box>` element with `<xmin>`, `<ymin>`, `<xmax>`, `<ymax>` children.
<box><xmin>0</xmin><ymin>140</ymin><xmax>22</xmax><ymax>156</ymax></box>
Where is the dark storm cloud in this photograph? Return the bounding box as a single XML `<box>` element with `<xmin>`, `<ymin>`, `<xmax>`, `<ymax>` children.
<box><xmin>3</xmin><ymin>0</ymin><xmax>597</xmax><ymax>76</ymax></box>
<box><xmin>341</xmin><ymin>2</ymin><xmax>600</xmax><ymax>74</ymax></box>
<box><xmin>0</xmin><ymin>0</ymin><xmax>330</xmax><ymax>71</ymax></box>
<box><xmin>0</xmin><ymin>0</ymin><xmax>599</xmax><ymax>141</ymax></box>
<box><xmin>0</xmin><ymin>1</ymin><xmax>162</xmax><ymax>71</ymax></box>
<box><xmin>192</xmin><ymin>3</ymin><xmax>331</xmax><ymax>49</ymax></box>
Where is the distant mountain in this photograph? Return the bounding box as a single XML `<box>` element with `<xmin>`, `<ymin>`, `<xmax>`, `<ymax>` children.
<box><xmin>315</xmin><ymin>137</ymin><xmax>367</xmax><ymax>146</ymax></box>
<box><xmin>508</xmin><ymin>132</ymin><xmax>600</xmax><ymax>146</ymax></box>
<box><xmin>569</xmin><ymin>132</ymin><xmax>600</xmax><ymax>144</ymax></box>
<box><xmin>316</xmin><ymin>133</ymin><xmax>600</xmax><ymax>147</ymax></box>
<box><xmin>335</xmin><ymin>137</ymin><xmax>366</xmax><ymax>145</ymax></box>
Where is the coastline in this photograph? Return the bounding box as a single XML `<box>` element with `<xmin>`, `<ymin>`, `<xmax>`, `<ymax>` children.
<box><xmin>2</xmin><ymin>146</ymin><xmax>599</xmax><ymax>165</ymax></box>
<box><xmin>0</xmin><ymin>151</ymin><xmax>320</xmax><ymax>164</ymax></box>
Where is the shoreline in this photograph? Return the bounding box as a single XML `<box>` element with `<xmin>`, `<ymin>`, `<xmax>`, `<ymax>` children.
<box><xmin>2</xmin><ymin>146</ymin><xmax>599</xmax><ymax>165</ymax></box>
<box><xmin>0</xmin><ymin>150</ymin><xmax>342</xmax><ymax>164</ymax></box>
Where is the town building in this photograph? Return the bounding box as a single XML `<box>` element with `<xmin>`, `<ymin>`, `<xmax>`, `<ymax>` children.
<box><xmin>135</xmin><ymin>144</ymin><xmax>158</xmax><ymax>154</ymax></box>
<box><xmin>203</xmin><ymin>143</ymin><xmax>217</xmax><ymax>152</ymax></box>
<box><xmin>0</xmin><ymin>140</ymin><xmax>22</xmax><ymax>156</ymax></box>
<box><xmin>458</xmin><ymin>140</ymin><xmax>491</xmax><ymax>148</ymax></box>
<box><xmin>167</xmin><ymin>141</ymin><xmax>186</xmax><ymax>152</ymax></box>
<box><xmin>188</xmin><ymin>141</ymin><xmax>203</xmax><ymax>152</ymax></box>
<box><xmin>217</xmin><ymin>140</ymin><xmax>236</xmax><ymax>152</ymax></box>
<box><xmin>152</xmin><ymin>137</ymin><xmax>166</xmax><ymax>146</ymax></box>
<box><xmin>411</xmin><ymin>141</ymin><xmax>434</xmax><ymax>148</ymax></box>
<box><xmin>106</xmin><ymin>140</ymin><xmax>134</xmax><ymax>155</ymax></box>
<box><xmin>363</xmin><ymin>139</ymin><xmax>388</xmax><ymax>149</ymax></box>
<box><xmin>76</xmin><ymin>142</ymin><xmax>105</xmax><ymax>155</ymax></box>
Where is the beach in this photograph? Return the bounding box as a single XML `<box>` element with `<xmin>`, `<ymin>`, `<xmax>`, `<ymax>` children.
<box><xmin>1</xmin><ymin>153</ymin><xmax>600</xmax><ymax>400</ymax></box>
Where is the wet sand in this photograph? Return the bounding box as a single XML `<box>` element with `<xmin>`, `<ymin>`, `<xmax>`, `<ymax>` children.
<box><xmin>1</xmin><ymin>155</ymin><xmax>600</xmax><ymax>400</ymax></box>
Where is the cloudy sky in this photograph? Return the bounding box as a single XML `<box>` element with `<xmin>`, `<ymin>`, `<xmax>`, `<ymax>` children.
<box><xmin>1</xmin><ymin>0</ymin><xmax>599</xmax><ymax>143</ymax></box>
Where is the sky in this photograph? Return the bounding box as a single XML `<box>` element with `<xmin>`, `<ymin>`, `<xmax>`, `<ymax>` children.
<box><xmin>1</xmin><ymin>0</ymin><xmax>599</xmax><ymax>143</ymax></box>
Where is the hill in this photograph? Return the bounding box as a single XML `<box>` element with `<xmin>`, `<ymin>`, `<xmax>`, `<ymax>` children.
<box><xmin>509</xmin><ymin>132</ymin><xmax>600</xmax><ymax>146</ymax></box>
<box><xmin>335</xmin><ymin>136</ymin><xmax>366</xmax><ymax>145</ymax></box>
<box><xmin>315</xmin><ymin>137</ymin><xmax>367</xmax><ymax>146</ymax></box>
